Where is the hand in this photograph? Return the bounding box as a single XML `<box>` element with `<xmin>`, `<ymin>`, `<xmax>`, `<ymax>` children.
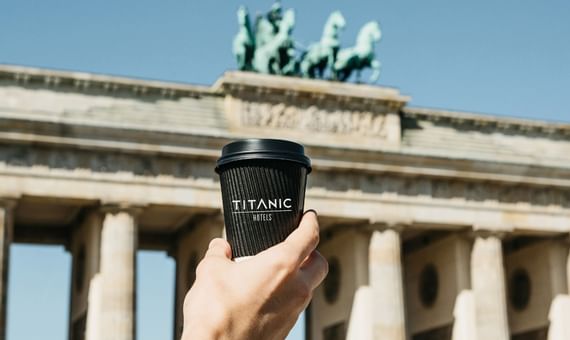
<box><xmin>181</xmin><ymin>211</ymin><xmax>328</xmax><ymax>340</ymax></box>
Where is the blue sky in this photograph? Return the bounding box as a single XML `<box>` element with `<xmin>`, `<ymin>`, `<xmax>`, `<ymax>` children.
<box><xmin>2</xmin><ymin>1</ymin><xmax>570</xmax><ymax>340</ymax></box>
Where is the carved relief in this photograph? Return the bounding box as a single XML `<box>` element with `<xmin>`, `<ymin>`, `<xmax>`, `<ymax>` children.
<box><xmin>238</xmin><ymin>100</ymin><xmax>391</xmax><ymax>137</ymax></box>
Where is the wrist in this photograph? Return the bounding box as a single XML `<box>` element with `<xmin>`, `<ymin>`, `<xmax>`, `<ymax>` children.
<box><xmin>181</xmin><ymin>323</ymin><xmax>223</xmax><ymax>340</ymax></box>
<box><xmin>181</xmin><ymin>311</ymin><xmax>230</xmax><ymax>340</ymax></box>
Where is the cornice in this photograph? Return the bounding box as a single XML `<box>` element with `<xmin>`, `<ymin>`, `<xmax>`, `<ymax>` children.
<box><xmin>0</xmin><ymin>64</ymin><xmax>215</xmax><ymax>99</ymax></box>
<box><xmin>403</xmin><ymin>106</ymin><xmax>570</xmax><ymax>139</ymax></box>
<box><xmin>3</xmin><ymin>64</ymin><xmax>567</xmax><ymax>139</ymax></box>
<box><xmin>213</xmin><ymin>71</ymin><xmax>411</xmax><ymax>111</ymax></box>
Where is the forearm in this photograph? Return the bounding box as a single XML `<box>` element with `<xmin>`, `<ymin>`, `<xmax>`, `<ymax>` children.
<box><xmin>181</xmin><ymin>321</ymin><xmax>226</xmax><ymax>340</ymax></box>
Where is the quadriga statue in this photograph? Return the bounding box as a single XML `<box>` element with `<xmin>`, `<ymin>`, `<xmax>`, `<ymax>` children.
<box><xmin>252</xmin><ymin>9</ymin><xmax>297</xmax><ymax>75</ymax></box>
<box><xmin>333</xmin><ymin>21</ymin><xmax>382</xmax><ymax>83</ymax></box>
<box><xmin>255</xmin><ymin>1</ymin><xmax>282</xmax><ymax>49</ymax></box>
<box><xmin>232</xmin><ymin>2</ymin><xmax>383</xmax><ymax>83</ymax></box>
<box><xmin>299</xmin><ymin>11</ymin><xmax>346</xmax><ymax>79</ymax></box>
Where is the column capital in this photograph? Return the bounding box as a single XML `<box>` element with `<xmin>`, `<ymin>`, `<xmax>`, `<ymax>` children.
<box><xmin>365</xmin><ymin>222</ymin><xmax>407</xmax><ymax>234</ymax></box>
<box><xmin>369</xmin><ymin>216</ymin><xmax>412</xmax><ymax>228</ymax></box>
<box><xmin>99</xmin><ymin>202</ymin><xmax>145</xmax><ymax>217</ymax></box>
<box><xmin>556</xmin><ymin>230</ymin><xmax>570</xmax><ymax>244</ymax></box>
<box><xmin>470</xmin><ymin>231</ymin><xmax>508</xmax><ymax>240</ymax></box>
<box><xmin>0</xmin><ymin>198</ymin><xmax>18</xmax><ymax>211</ymax></box>
<box><xmin>471</xmin><ymin>224</ymin><xmax>513</xmax><ymax>239</ymax></box>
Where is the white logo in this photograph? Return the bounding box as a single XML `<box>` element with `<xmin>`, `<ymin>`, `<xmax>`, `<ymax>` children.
<box><xmin>231</xmin><ymin>198</ymin><xmax>293</xmax><ymax>214</ymax></box>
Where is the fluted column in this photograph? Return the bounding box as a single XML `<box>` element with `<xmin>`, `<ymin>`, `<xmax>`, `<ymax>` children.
<box><xmin>85</xmin><ymin>274</ymin><xmax>103</xmax><ymax>340</ymax></box>
<box><xmin>471</xmin><ymin>232</ymin><xmax>509</xmax><ymax>340</ymax></box>
<box><xmin>69</xmin><ymin>210</ymin><xmax>104</xmax><ymax>340</ymax></box>
<box><xmin>547</xmin><ymin>235</ymin><xmax>570</xmax><ymax>339</ymax></box>
<box><xmin>567</xmin><ymin>235</ymin><xmax>570</xmax><ymax>294</ymax></box>
<box><xmin>548</xmin><ymin>295</ymin><xmax>570</xmax><ymax>340</ymax></box>
<box><xmin>369</xmin><ymin>228</ymin><xmax>406</xmax><ymax>340</ymax></box>
<box><xmin>0</xmin><ymin>199</ymin><xmax>16</xmax><ymax>340</ymax></box>
<box><xmin>98</xmin><ymin>205</ymin><xmax>140</xmax><ymax>340</ymax></box>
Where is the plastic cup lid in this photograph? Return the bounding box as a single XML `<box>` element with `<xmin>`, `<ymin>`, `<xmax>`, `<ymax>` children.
<box><xmin>216</xmin><ymin>139</ymin><xmax>312</xmax><ymax>173</ymax></box>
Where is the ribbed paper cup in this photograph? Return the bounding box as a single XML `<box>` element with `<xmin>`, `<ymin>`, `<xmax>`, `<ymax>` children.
<box><xmin>216</xmin><ymin>139</ymin><xmax>311</xmax><ymax>259</ymax></box>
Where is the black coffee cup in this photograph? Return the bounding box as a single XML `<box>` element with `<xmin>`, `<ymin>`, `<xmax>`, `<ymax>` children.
<box><xmin>216</xmin><ymin>139</ymin><xmax>311</xmax><ymax>259</ymax></box>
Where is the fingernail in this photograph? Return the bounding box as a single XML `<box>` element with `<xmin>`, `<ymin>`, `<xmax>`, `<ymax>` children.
<box><xmin>305</xmin><ymin>209</ymin><xmax>318</xmax><ymax>217</ymax></box>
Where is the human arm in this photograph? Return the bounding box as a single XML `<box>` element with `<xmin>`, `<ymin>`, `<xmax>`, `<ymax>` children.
<box><xmin>181</xmin><ymin>211</ymin><xmax>328</xmax><ymax>340</ymax></box>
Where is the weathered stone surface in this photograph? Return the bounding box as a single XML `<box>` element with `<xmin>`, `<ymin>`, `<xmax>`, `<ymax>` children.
<box><xmin>369</xmin><ymin>229</ymin><xmax>406</xmax><ymax>340</ymax></box>
<box><xmin>0</xmin><ymin>200</ymin><xmax>15</xmax><ymax>340</ymax></box>
<box><xmin>346</xmin><ymin>286</ymin><xmax>373</xmax><ymax>340</ymax></box>
<box><xmin>220</xmin><ymin>72</ymin><xmax>405</xmax><ymax>148</ymax></box>
<box><xmin>311</xmin><ymin>229</ymin><xmax>369</xmax><ymax>340</ymax></box>
<box><xmin>402</xmin><ymin>107</ymin><xmax>570</xmax><ymax>166</ymax></box>
<box><xmin>99</xmin><ymin>209</ymin><xmax>138</xmax><ymax>340</ymax></box>
<box><xmin>404</xmin><ymin>235</ymin><xmax>471</xmax><ymax>334</ymax></box>
<box><xmin>0</xmin><ymin>64</ymin><xmax>569</xmax><ymax>340</ymax></box>
<box><xmin>68</xmin><ymin>211</ymin><xmax>103</xmax><ymax>340</ymax></box>
<box><xmin>471</xmin><ymin>235</ymin><xmax>509</xmax><ymax>340</ymax></box>
<box><xmin>504</xmin><ymin>241</ymin><xmax>568</xmax><ymax>334</ymax></box>
<box><xmin>548</xmin><ymin>295</ymin><xmax>570</xmax><ymax>340</ymax></box>
<box><xmin>85</xmin><ymin>274</ymin><xmax>102</xmax><ymax>340</ymax></box>
<box><xmin>451</xmin><ymin>290</ymin><xmax>476</xmax><ymax>340</ymax></box>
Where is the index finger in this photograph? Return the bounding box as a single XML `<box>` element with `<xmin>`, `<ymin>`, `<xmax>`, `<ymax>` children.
<box><xmin>276</xmin><ymin>210</ymin><xmax>320</xmax><ymax>267</ymax></box>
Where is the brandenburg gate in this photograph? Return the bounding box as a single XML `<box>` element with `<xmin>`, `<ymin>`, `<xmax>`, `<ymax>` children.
<box><xmin>1</xmin><ymin>64</ymin><xmax>569</xmax><ymax>340</ymax></box>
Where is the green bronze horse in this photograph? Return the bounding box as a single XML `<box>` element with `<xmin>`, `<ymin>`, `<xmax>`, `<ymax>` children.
<box><xmin>252</xmin><ymin>9</ymin><xmax>296</xmax><ymax>75</ymax></box>
<box><xmin>300</xmin><ymin>11</ymin><xmax>346</xmax><ymax>79</ymax></box>
<box><xmin>232</xmin><ymin>6</ymin><xmax>255</xmax><ymax>71</ymax></box>
<box><xmin>255</xmin><ymin>1</ymin><xmax>281</xmax><ymax>49</ymax></box>
<box><xmin>333</xmin><ymin>21</ymin><xmax>382</xmax><ymax>83</ymax></box>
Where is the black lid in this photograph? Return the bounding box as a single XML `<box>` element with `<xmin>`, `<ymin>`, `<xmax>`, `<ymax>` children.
<box><xmin>216</xmin><ymin>139</ymin><xmax>311</xmax><ymax>173</ymax></box>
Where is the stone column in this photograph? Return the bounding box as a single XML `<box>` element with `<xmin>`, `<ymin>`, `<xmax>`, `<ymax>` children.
<box><xmin>471</xmin><ymin>233</ymin><xmax>509</xmax><ymax>340</ymax></box>
<box><xmin>69</xmin><ymin>210</ymin><xmax>103</xmax><ymax>340</ymax></box>
<box><xmin>369</xmin><ymin>228</ymin><xmax>406</xmax><ymax>340</ymax></box>
<box><xmin>0</xmin><ymin>199</ymin><xmax>15</xmax><ymax>340</ymax></box>
<box><xmin>310</xmin><ymin>228</ymin><xmax>370</xmax><ymax>340</ymax></box>
<box><xmin>98</xmin><ymin>205</ymin><xmax>140</xmax><ymax>340</ymax></box>
<box><xmin>452</xmin><ymin>290</ymin><xmax>476</xmax><ymax>340</ymax></box>
<box><xmin>548</xmin><ymin>235</ymin><xmax>570</xmax><ymax>339</ymax></box>
<box><xmin>548</xmin><ymin>295</ymin><xmax>570</xmax><ymax>340</ymax></box>
<box><xmin>85</xmin><ymin>274</ymin><xmax>103</xmax><ymax>340</ymax></box>
<box><xmin>172</xmin><ymin>215</ymin><xmax>224</xmax><ymax>340</ymax></box>
<box><xmin>345</xmin><ymin>286</ymin><xmax>373</xmax><ymax>340</ymax></box>
<box><xmin>567</xmin><ymin>235</ymin><xmax>570</xmax><ymax>294</ymax></box>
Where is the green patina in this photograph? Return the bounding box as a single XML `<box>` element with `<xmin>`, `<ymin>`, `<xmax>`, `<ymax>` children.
<box><xmin>232</xmin><ymin>2</ymin><xmax>382</xmax><ymax>83</ymax></box>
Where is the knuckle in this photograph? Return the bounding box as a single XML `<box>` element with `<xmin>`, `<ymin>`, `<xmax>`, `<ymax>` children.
<box><xmin>296</xmin><ymin>280</ymin><xmax>312</xmax><ymax>303</ymax></box>
<box><xmin>322</xmin><ymin>257</ymin><xmax>330</xmax><ymax>277</ymax></box>
<box><xmin>316</xmin><ymin>251</ymin><xmax>329</xmax><ymax>277</ymax></box>
<box><xmin>272</xmin><ymin>250</ymin><xmax>297</xmax><ymax>273</ymax></box>
<box><xmin>304</xmin><ymin>218</ymin><xmax>319</xmax><ymax>245</ymax></box>
<box><xmin>310</xmin><ymin>225</ymin><xmax>320</xmax><ymax>245</ymax></box>
<box><xmin>195</xmin><ymin>258</ymin><xmax>212</xmax><ymax>277</ymax></box>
